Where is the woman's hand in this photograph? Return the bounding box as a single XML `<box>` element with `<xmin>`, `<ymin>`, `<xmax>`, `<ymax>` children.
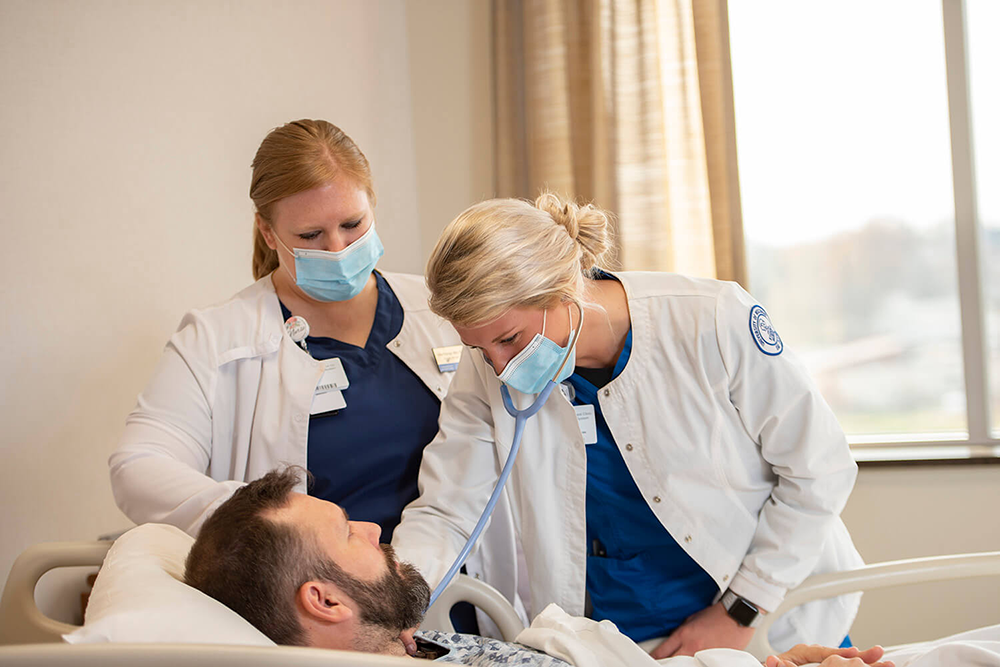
<box><xmin>650</xmin><ymin>601</ymin><xmax>755</xmax><ymax>658</ymax></box>
<box><xmin>765</xmin><ymin>644</ymin><xmax>894</xmax><ymax>667</ymax></box>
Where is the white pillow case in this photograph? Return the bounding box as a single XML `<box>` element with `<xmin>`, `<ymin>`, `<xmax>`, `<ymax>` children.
<box><xmin>63</xmin><ymin>523</ymin><xmax>274</xmax><ymax>646</ymax></box>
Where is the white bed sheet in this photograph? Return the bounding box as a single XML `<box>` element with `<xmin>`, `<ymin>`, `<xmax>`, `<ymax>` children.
<box><xmin>882</xmin><ymin>624</ymin><xmax>1000</xmax><ymax>667</ymax></box>
<box><xmin>517</xmin><ymin>604</ymin><xmax>1000</xmax><ymax>667</ymax></box>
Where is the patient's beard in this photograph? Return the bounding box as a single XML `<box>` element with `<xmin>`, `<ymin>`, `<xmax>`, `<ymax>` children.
<box><xmin>318</xmin><ymin>544</ymin><xmax>431</xmax><ymax>652</ymax></box>
<box><xmin>355</xmin><ymin>544</ymin><xmax>430</xmax><ymax>631</ymax></box>
<box><xmin>352</xmin><ymin>626</ymin><xmax>409</xmax><ymax>656</ymax></box>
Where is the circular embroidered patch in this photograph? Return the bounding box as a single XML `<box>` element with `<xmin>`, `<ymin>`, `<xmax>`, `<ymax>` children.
<box><xmin>749</xmin><ymin>305</ymin><xmax>783</xmax><ymax>356</ymax></box>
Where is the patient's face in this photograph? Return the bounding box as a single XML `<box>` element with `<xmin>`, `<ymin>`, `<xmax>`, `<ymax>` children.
<box><xmin>278</xmin><ymin>493</ymin><xmax>390</xmax><ymax>581</ymax></box>
<box><xmin>275</xmin><ymin>493</ymin><xmax>430</xmax><ymax>633</ymax></box>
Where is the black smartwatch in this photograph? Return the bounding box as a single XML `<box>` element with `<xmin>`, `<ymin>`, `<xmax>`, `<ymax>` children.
<box><xmin>721</xmin><ymin>590</ymin><xmax>764</xmax><ymax>628</ymax></box>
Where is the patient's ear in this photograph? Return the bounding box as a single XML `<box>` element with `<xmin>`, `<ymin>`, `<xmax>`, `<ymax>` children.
<box><xmin>298</xmin><ymin>580</ymin><xmax>354</xmax><ymax>625</ymax></box>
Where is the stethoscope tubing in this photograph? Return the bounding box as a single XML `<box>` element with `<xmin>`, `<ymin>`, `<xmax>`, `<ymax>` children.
<box><xmin>426</xmin><ymin>303</ymin><xmax>582</xmax><ymax>610</ymax></box>
<box><xmin>426</xmin><ymin>380</ymin><xmax>558</xmax><ymax>608</ymax></box>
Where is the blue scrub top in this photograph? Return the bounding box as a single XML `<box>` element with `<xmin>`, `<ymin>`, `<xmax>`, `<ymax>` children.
<box><xmin>279</xmin><ymin>272</ymin><xmax>441</xmax><ymax>541</ymax></box>
<box><xmin>568</xmin><ymin>329</ymin><xmax>719</xmax><ymax>643</ymax></box>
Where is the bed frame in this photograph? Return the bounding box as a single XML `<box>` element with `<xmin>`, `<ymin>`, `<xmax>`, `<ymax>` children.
<box><xmin>1</xmin><ymin>539</ymin><xmax>999</xmax><ymax>664</ymax></box>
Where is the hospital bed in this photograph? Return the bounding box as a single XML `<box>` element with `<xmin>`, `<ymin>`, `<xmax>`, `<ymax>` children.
<box><xmin>0</xmin><ymin>531</ymin><xmax>524</xmax><ymax>667</ymax></box>
<box><xmin>0</xmin><ymin>532</ymin><xmax>998</xmax><ymax>666</ymax></box>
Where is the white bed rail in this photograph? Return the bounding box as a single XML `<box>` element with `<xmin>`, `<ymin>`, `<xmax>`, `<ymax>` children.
<box><xmin>420</xmin><ymin>573</ymin><xmax>525</xmax><ymax>641</ymax></box>
<box><xmin>0</xmin><ymin>541</ymin><xmax>112</xmax><ymax>646</ymax></box>
<box><xmin>745</xmin><ymin>551</ymin><xmax>1000</xmax><ymax>659</ymax></box>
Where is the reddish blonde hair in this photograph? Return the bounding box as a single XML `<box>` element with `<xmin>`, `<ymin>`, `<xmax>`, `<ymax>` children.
<box><xmin>250</xmin><ymin>120</ymin><xmax>375</xmax><ymax>280</ymax></box>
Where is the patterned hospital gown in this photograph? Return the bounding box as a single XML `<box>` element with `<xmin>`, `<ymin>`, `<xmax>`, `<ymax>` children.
<box><xmin>415</xmin><ymin>630</ymin><xmax>571</xmax><ymax>666</ymax></box>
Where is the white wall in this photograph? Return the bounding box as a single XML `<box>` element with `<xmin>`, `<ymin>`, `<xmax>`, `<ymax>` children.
<box><xmin>842</xmin><ymin>465</ymin><xmax>1000</xmax><ymax>646</ymax></box>
<box><xmin>0</xmin><ymin>0</ymin><xmax>493</xmax><ymax>619</ymax></box>
<box><xmin>406</xmin><ymin>2</ymin><xmax>495</xmax><ymax>256</ymax></box>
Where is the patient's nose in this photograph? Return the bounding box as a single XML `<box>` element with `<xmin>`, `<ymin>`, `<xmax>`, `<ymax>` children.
<box><xmin>355</xmin><ymin>521</ymin><xmax>381</xmax><ymax>547</ymax></box>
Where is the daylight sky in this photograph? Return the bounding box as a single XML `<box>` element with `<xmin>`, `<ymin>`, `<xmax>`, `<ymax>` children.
<box><xmin>728</xmin><ymin>0</ymin><xmax>997</xmax><ymax>247</ymax></box>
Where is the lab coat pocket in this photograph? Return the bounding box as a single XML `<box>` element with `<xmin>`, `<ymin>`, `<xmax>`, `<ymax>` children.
<box><xmin>708</xmin><ymin>411</ymin><xmax>757</xmax><ymax>529</ymax></box>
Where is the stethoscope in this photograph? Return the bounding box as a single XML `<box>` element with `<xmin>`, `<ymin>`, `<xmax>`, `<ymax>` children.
<box><xmin>427</xmin><ymin>306</ymin><xmax>583</xmax><ymax>608</ymax></box>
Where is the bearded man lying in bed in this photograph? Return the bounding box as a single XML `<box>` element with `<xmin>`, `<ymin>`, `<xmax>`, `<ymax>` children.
<box><xmin>184</xmin><ymin>468</ymin><xmax>891</xmax><ymax>667</ymax></box>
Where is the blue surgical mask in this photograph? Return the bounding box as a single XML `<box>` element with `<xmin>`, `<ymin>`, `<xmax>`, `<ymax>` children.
<box><xmin>497</xmin><ymin>306</ymin><xmax>582</xmax><ymax>394</ymax></box>
<box><xmin>276</xmin><ymin>223</ymin><xmax>384</xmax><ymax>302</ymax></box>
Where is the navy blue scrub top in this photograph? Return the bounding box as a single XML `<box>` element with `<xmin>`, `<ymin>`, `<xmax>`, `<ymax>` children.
<box><xmin>568</xmin><ymin>328</ymin><xmax>719</xmax><ymax>643</ymax></box>
<box><xmin>279</xmin><ymin>272</ymin><xmax>441</xmax><ymax>541</ymax></box>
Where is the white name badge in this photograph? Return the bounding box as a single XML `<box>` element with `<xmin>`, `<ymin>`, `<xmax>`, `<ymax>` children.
<box><xmin>575</xmin><ymin>404</ymin><xmax>598</xmax><ymax>445</ymax></box>
<box><xmin>310</xmin><ymin>388</ymin><xmax>347</xmax><ymax>415</ymax></box>
<box><xmin>432</xmin><ymin>345</ymin><xmax>464</xmax><ymax>372</ymax></box>
<box><xmin>316</xmin><ymin>358</ymin><xmax>349</xmax><ymax>393</ymax></box>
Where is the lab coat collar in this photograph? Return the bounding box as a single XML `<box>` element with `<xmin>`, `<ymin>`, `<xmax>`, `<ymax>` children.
<box><xmin>215</xmin><ymin>270</ymin><xmax>435</xmax><ymax>362</ymax></box>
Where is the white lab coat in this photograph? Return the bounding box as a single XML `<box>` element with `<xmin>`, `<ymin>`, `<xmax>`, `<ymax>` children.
<box><xmin>108</xmin><ymin>272</ymin><xmax>521</xmax><ymax>617</ymax></box>
<box><xmin>393</xmin><ymin>271</ymin><xmax>864</xmax><ymax>651</ymax></box>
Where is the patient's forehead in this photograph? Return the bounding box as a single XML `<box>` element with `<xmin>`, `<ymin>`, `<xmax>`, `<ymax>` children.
<box><xmin>267</xmin><ymin>492</ymin><xmax>341</xmax><ymax>528</ymax></box>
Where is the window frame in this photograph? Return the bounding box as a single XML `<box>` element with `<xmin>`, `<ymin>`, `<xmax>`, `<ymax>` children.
<box><xmin>723</xmin><ymin>0</ymin><xmax>998</xmax><ymax>463</ymax></box>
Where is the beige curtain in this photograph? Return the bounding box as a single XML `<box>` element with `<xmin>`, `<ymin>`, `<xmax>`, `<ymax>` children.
<box><xmin>494</xmin><ymin>0</ymin><xmax>746</xmax><ymax>285</ymax></box>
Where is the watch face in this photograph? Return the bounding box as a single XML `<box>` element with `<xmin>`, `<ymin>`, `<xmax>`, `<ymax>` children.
<box><xmin>728</xmin><ymin>598</ymin><xmax>759</xmax><ymax>627</ymax></box>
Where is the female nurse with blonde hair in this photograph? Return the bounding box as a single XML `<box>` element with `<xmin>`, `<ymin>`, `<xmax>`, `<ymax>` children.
<box><xmin>108</xmin><ymin>120</ymin><xmax>515</xmax><ymax>594</ymax></box>
<box><xmin>393</xmin><ymin>193</ymin><xmax>864</xmax><ymax>657</ymax></box>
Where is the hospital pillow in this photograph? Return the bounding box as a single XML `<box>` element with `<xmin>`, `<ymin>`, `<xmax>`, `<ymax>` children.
<box><xmin>63</xmin><ymin>522</ymin><xmax>274</xmax><ymax>646</ymax></box>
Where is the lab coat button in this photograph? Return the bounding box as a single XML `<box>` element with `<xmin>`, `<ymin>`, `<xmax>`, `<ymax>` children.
<box><xmin>723</xmin><ymin>574</ymin><xmax>729</xmax><ymax>582</ymax></box>
<box><xmin>603</xmin><ymin>389</ymin><xmax>610</xmax><ymax>397</ymax></box>
<box><xmin>394</xmin><ymin>339</ymin><xmax>402</xmax><ymax>347</ymax></box>
<box><xmin>653</xmin><ymin>495</ymin><xmax>661</xmax><ymax>503</ymax></box>
<box><xmin>625</xmin><ymin>443</ymin><xmax>633</xmax><ymax>451</ymax></box>
<box><xmin>684</xmin><ymin>535</ymin><xmax>692</xmax><ymax>543</ymax></box>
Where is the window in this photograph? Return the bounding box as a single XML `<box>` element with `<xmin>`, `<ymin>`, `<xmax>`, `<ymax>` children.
<box><xmin>728</xmin><ymin>1</ymin><xmax>997</xmax><ymax>458</ymax></box>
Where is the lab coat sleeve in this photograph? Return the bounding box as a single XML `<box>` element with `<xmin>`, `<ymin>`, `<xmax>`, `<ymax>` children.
<box><xmin>108</xmin><ymin>313</ymin><xmax>244</xmax><ymax>536</ymax></box>
<box><xmin>715</xmin><ymin>283</ymin><xmax>857</xmax><ymax>613</ymax></box>
<box><xmin>391</xmin><ymin>351</ymin><xmax>502</xmax><ymax>590</ymax></box>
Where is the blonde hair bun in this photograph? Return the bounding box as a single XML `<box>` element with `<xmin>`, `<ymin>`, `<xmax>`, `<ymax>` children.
<box><xmin>534</xmin><ymin>192</ymin><xmax>613</xmax><ymax>272</ymax></box>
